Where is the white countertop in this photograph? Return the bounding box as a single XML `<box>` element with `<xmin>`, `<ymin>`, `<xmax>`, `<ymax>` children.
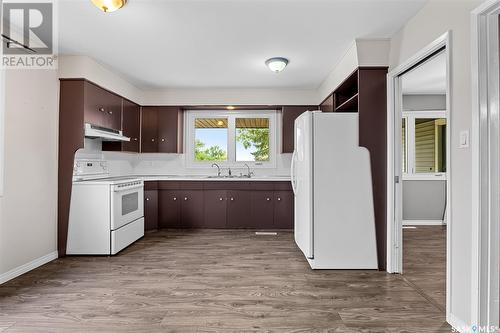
<box><xmin>135</xmin><ymin>175</ymin><xmax>291</xmax><ymax>182</ymax></box>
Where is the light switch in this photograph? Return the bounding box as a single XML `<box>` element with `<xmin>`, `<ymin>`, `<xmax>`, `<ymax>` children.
<box><xmin>459</xmin><ymin>130</ymin><xmax>469</xmax><ymax>148</ymax></box>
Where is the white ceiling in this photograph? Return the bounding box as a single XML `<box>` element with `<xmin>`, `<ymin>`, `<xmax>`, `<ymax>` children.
<box><xmin>402</xmin><ymin>51</ymin><xmax>447</xmax><ymax>95</ymax></box>
<box><xmin>58</xmin><ymin>0</ymin><xmax>426</xmax><ymax>89</ymax></box>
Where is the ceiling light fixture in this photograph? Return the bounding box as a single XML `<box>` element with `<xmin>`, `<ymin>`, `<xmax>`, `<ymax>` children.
<box><xmin>265</xmin><ymin>57</ymin><xmax>289</xmax><ymax>73</ymax></box>
<box><xmin>91</xmin><ymin>0</ymin><xmax>127</xmax><ymax>13</ymax></box>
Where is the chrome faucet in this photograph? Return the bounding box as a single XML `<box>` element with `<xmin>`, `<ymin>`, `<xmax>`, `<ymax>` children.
<box><xmin>243</xmin><ymin>163</ymin><xmax>254</xmax><ymax>178</ymax></box>
<box><xmin>211</xmin><ymin>163</ymin><xmax>221</xmax><ymax>177</ymax></box>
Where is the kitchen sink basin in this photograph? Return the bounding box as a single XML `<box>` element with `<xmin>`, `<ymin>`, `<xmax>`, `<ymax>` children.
<box><xmin>205</xmin><ymin>175</ymin><xmax>252</xmax><ymax>179</ymax></box>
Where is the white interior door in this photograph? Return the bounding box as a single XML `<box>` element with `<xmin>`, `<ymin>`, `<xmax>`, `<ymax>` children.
<box><xmin>293</xmin><ymin>111</ymin><xmax>314</xmax><ymax>259</ymax></box>
<box><xmin>394</xmin><ymin>76</ymin><xmax>404</xmax><ymax>273</ymax></box>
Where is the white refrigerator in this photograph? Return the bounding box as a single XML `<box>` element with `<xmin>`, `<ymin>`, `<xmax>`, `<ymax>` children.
<box><xmin>291</xmin><ymin>111</ymin><xmax>378</xmax><ymax>269</ymax></box>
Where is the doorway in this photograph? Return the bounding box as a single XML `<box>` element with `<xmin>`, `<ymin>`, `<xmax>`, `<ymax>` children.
<box><xmin>400</xmin><ymin>50</ymin><xmax>448</xmax><ymax>310</ymax></box>
<box><xmin>386</xmin><ymin>32</ymin><xmax>451</xmax><ymax>319</ymax></box>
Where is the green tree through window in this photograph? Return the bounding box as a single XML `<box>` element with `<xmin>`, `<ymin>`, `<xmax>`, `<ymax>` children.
<box><xmin>236</xmin><ymin>128</ymin><xmax>270</xmax><ymax>161</ymax></box>
<box><xmin>195</xmin><ymin>139</ymin><xmax>227</xmax><ymax>161</ymax></box>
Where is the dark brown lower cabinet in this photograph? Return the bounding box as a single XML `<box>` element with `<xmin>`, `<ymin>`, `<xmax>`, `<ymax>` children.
<box><xmin>159</xmin><ymin>190</ymin><xmax>181</xmax><ymax>228</ymax></box>
<box><xmin>250</xmin><ymin>191</ymin><xmax>275</xmax><ymax>228</ymax></box>
<box><xmin>144</xmin><ymin>190</ymin><xmax>158</xmax><ymax>231</ymax></box>
<box><xmin>180</xmin><ymin>190</ymin><xmax>204</xmax><ymax>228</ymax></box>
<box><xmin>226</xmin><ymin>190</ymin><xmax>253</xmax><ymax>228</ymax></box>
<box><xmin>204</xmin><ymin>190</ymin><xmax>227</xmax><ymax>228</ymax></box>
<box><xmin>274</xmin><ymin>191</ymin><xmax>294</xmax><ymax>229</ymax></box>
<box><xmin>155</xmin><ymin>181</ymin><xmax>294</xmax><ymax>229</ymax></box>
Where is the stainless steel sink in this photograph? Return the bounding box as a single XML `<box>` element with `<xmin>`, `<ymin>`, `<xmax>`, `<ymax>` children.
<box><xmin>205</xmin><ymin>175</ymin><xmax>252</xmax><ymax>179</ymax></box>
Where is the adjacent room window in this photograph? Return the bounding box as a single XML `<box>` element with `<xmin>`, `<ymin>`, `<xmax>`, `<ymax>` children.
<box><xmin>186</xmin><ymin>110</ymin><xmax>276</xmax><ymax>167</ymax></box>
<box><xmin>402</xmin><ymin>111</ymin><xmax>447</xmax><ymax>178</ymax></box>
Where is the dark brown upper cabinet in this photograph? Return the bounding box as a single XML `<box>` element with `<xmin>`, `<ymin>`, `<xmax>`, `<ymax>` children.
<box><xmin>141</xmin><ymin>106</ymin><xmax>183</xmax><ymax>153</ymax></box>
<box><xmin>84</xmin><ymin>81</ymin><xmax>122</xmax><ymax>130</ymax></box>
<box><xmin>320</xmin><ymin>94</ymin><xmax>334</xmax><ymax>112</ymax></box>
<box><xmin>141</xmin><ymin>107</ymin><xmax>159</xmax><ymax>153</ymax></box>
<box><xmin>281</xmin><ymin>106</ymin><xmax>317</xmax><ymax>153</ymax></box>
<box><xmin>332</xmin><ymin>70</ymin><xmax>359</xmax><ymax>112</ymax></box>
<box><xmin>122</xmin><ymin>100</ymin><xmax>140</xmax><ymax>152</ymax></box>
<box><xmin>103</xmin><ymin>99</ymin><xmax>141</xmax><ymax>153</ymax></box>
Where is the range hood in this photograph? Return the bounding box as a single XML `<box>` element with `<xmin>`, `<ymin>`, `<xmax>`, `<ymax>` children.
<box><xmin>84</xmin><ymin>123</ymin><xmax>130</xmax><ymax>142</ymax></box>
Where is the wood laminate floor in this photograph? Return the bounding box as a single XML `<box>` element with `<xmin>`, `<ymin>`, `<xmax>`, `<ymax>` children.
<box><xmin>403</xmin><ymin>225</ymin><xmax>447</xmax><ymax>311</ymax></box>
<box><xmin>0</xmin><ymin>230</ymin><xmax>451</xmax><ymax>332</ymax></box>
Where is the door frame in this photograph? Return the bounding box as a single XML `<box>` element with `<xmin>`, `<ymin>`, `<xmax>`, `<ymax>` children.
<box><xmin>386</xmin><ymin>31</ymin><xmax>452</xmax><ymax>318</ymax></box>
<box><xmin>471</xmin><ymin>0</ymin><xmax>500</xmax><ymax>329</ymax></box>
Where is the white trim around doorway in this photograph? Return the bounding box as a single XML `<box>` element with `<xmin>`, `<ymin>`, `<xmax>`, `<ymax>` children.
<box><xmin>471</xmin><ymin>0</ymin><xmax>500</xmax><ymax>330</ymax></box>
<box><xmin>386</xmin><ymin>31</ymin><xmax>452</xmax><ymax>323</ymax></box>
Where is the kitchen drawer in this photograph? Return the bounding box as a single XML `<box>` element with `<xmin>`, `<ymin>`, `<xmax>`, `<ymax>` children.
<box><xmin>250</xmin><ymin>182</ymin><xmax>277</xmax><ymax>191</ymax></box>
<box><xmin>144</xmin><ymin>181</ymin><xmax>158</xmax><ymax>190</ymax></box>
<box><xmin>274</xmin><ymin>182</ymin><xmax>293</xmax><ymax>191</ymax></box>
<box><xmin>158</xmin><ymin>181</ymin><xmax>204</xmax><ymax>190</ymax></box>
<box><xmin>203</xmin><ymin>181</ymin><xmax>252</xmax><ymax>190</ymax></box>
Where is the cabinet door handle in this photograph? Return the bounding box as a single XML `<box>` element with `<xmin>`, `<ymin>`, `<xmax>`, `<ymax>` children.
<box><xmin>161</xmin><ymin>138</ymin><xmax>165</xmax><ymax>142</ymax></box>
<box><xmin>184</xmin><ymin>197</ymin><xmax>188</xmax><ymax>201</ymax></box>
<box><xmin>98</xmin><ymin>107</ymin><xmax>105</xmax><ymax>113</ymax></box>
<box><xmin>266</xmin><ymin>198</ymin><xmax>271</xmax><ymax>201</ymax></box>
<box><xmin>146</xmin><ymin>197</ymin><xmax>150</xmax><ymax>201</ymax></box>
<box><xmin>173</xmin><ymin>197</ymin><xmax>177</xmax><ymax>201</ymax></box>
<box><xmin>133</xmin><ymin>138</ymin><xmax>138</xmax><ymax>141</ymax></box>
<box><xmin>107</xmin><ymin>110</ymin><xmax>113</xmax><ymax>115</ymax></box>
<box><xmin>151</xmin><ymin>138</ymin><xmax>155</xmax><ymax>142</ymax></box>
<box><xmin>230</xmin><ymin>197</ymin><xmax>234</xmax><ymax>201</ymax></box>
<box><xmin>219</xmin><ymin>198</ymin><xmax>223</xmax><ymax>201</ymax></box>
<box><xmin>277</xmin><ymin>197</ymin><xmax>281</xmax><ymax>201</ymax></box>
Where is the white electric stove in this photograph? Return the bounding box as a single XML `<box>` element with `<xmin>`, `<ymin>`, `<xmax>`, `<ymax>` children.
<box><xmin>67</xmin><ymin>160</ymin><xmax>144</xmax><ymax>255</ymax></box>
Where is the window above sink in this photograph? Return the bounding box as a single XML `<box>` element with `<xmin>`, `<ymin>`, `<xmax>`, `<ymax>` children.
<box><xmin>185</xmin><ymin>110</ymin><xmax>277</xmax><ymax>168</ymax></box>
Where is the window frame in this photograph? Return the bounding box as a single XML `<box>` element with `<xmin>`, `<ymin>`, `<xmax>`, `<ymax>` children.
<box><xmin>402</xmin><ymin>110</ymin><xmax>447</xmax><ymax>180</ymax></box>
<box><xmin>185</xmin><ymin>110</ymin><xmax>277</xmax><ymax>168</ymax></box>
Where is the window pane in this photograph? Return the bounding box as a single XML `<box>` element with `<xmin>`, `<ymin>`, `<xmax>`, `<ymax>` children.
<box><xmin>415</xmin><ymin>118</ymin><xmax>446</xmax><ymax>173</ymax></box>
<box><xmin>235</xmin><ymin>118</ymin><xmax>270</xmax><ymax>162</ymax></box>
<box><xmin>194</xmin><ymin>118</ymin><xmax>228</xmax><ymax>161</ymax></box>
<box><xmin>402</xmin><ymin>118</ymin><xmax>407</xmax><ymax>173</ymax></box>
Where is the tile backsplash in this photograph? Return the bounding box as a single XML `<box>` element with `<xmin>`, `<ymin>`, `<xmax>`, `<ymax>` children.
<box><xmin>75</xmin><ymin>138</ymin><xmax>291</xmax><ymax>177</ymax></box>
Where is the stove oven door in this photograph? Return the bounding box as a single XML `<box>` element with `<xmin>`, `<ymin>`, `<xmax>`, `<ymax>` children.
<box><xmin>111</xmin><ymin>181</ymin><xmax>144</xmax><ymax>230</ymax></box>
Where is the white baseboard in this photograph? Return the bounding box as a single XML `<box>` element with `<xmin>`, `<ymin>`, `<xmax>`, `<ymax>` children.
<box><xmin>403</xmin><ymin>219</ymin><xmax>445</xmax><ymax>226</ymax></box>
<box><xmin>0</xmin><ymin>251</ymin><xmax>58</xmax><ymax>285</ymax></box>
<box><xmin>448</xmin><ymin>312</ymin><xmax>469</xmax><ymax>333</ymax></box>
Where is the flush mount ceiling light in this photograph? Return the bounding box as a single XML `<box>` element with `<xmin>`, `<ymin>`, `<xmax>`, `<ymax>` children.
<box><xmin>91</xmin><ymin>0</ymin><xmax>127</xmax><ymax>13</ymax></box>
<box><xmin>265</xmin><ymin>57</ymin><xmax>289</xmax><ymax>73</ymax></box>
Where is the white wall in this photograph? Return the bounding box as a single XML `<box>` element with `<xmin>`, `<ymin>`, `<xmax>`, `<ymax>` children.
<box><xmin>142</xmin><ymin>88</ymin><xmax>319</xmax><ymax>106</ymax></box>
<box><xmin>317</xmin><ymin>39</ymin><xmax>391</xmax><ymax>103</ymax></box>
<box><xmin>0</xmin><ymin>69</ymin><xmax>59</xmax><ymax>279</ymax></box>
<box><xmin>317</xmin><ymin>42</ymin><xmax>358</xmax><ymax>102</ymax></box>
<box><xmin>388</xmin><ymin>0</ymin><xmax>482</xmax><ymax>327</ymax></box>
<box><xmin>403</xmin><ymin>94</ymin><xmax>447</xmax><ymax>111</ymax></box>
<box><xmin>58</xmin><ymin>56</ymin><xmax>143</xmax><ymax>104</ymax></box>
